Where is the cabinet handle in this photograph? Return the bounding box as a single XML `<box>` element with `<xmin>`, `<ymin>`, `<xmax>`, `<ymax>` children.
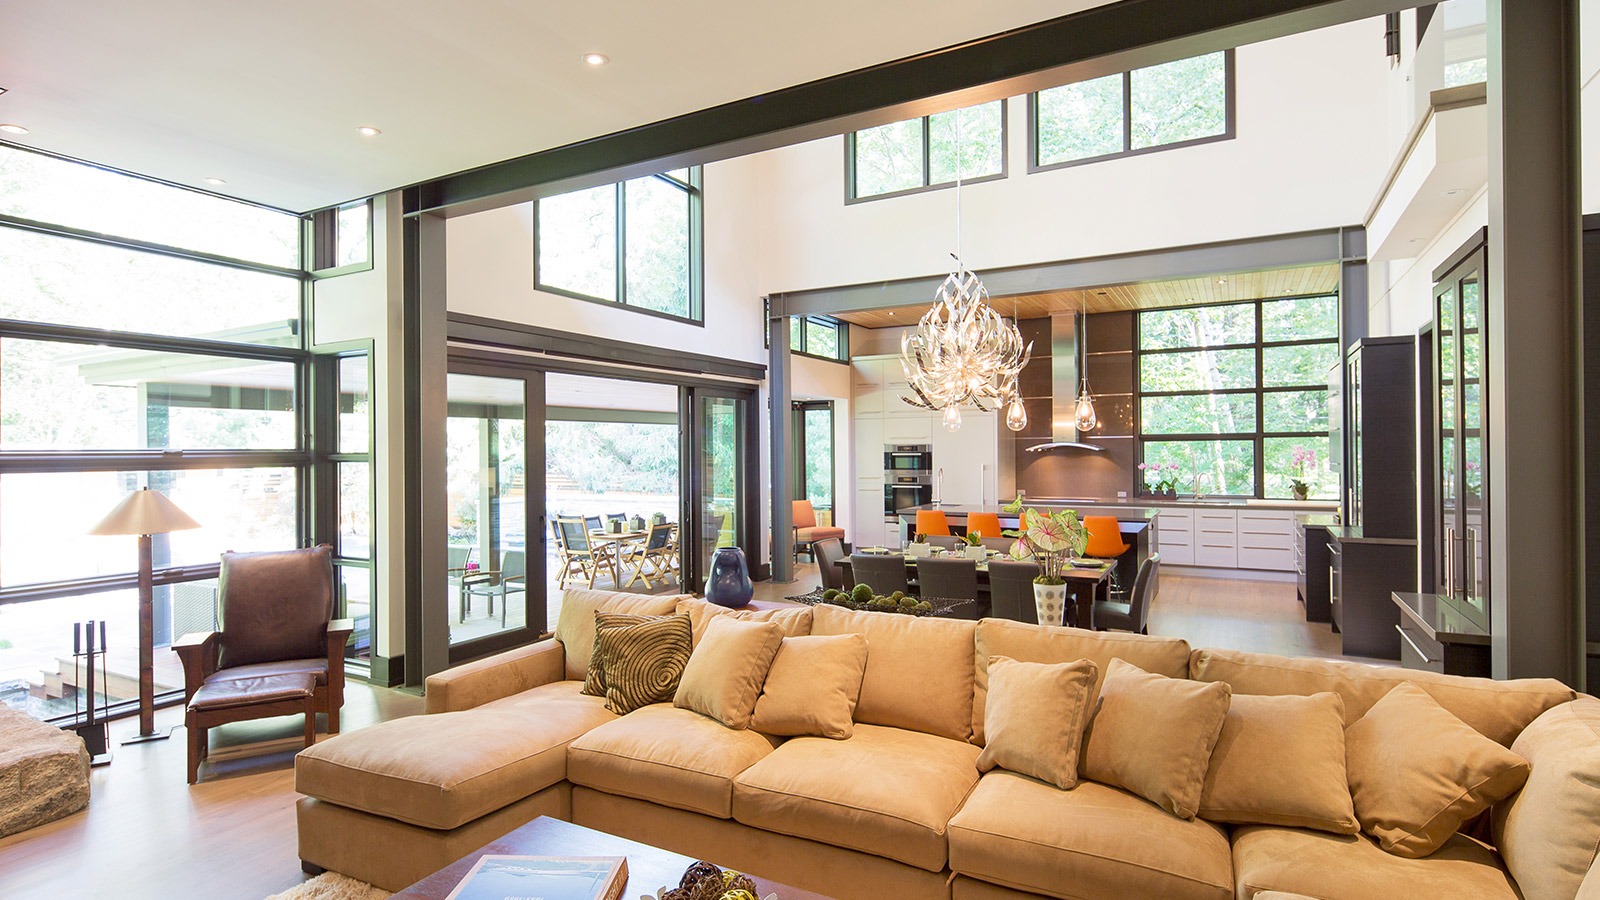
<box><xmin>1464</xmin><ymin>526</ymin><xmax>1478</xmax><ymax>601</ymax></box>
<box><xmin>1328</xmin><ymin>567</ymin><xmax>1336</xmax><ymax>601</ymax></box>
<box><xmin>1395</xmin><ymin>625</ymin><xmax>1435</xmax><ymax>664</ymax></box>
<box><xmin>1444</xmin><ymin>525</ymin><xmax>1456</xmax><ymax>597</ymax></box>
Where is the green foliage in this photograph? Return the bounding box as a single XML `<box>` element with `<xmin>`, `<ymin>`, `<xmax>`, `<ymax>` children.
<box><xmin>963</xmin><ymin>530</ymin><xmax>982</xmax><ymax>546</ymax></box>
<box><xmin>853</xmin><ymin>101</ymin><xmax>1002</xmax><ymax>197</ymax></box>
<box><xmin>1129</xmin><ymin>52</ymin><xmax>1228</xmax><ymax>150</ymax></box>
<box><xmin>850</xmin><ymin>583</ymin><xmax>874</xmax><ymax>604</ymax></box>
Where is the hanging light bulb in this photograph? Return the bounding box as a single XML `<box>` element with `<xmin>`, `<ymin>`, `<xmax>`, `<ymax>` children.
<box><xmin>1005</xmin><ymin>394</ymin><xmax>1028</xmax><ymax>432</ymax></box>
<box><xmin>942</xmin><ymin>404</ymin><xmax>964</xmax><ymax>432</ymax></box>
<box><xmin>1074</xmin><ymin>381</ymin><xmax>1097</xmax><ymax>432</ymax></box>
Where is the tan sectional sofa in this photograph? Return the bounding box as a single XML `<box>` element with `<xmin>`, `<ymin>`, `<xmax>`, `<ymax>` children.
<box><xmin>294</xmin><ymin>589</ymin><xmax>1598</xmax><ymax>900</ymax></box>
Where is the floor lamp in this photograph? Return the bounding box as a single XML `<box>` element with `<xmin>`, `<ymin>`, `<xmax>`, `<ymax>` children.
<box><xmin>89</xmin><ymin>487</ymin><xmax>200</xmax><ymax>744</ymax></box>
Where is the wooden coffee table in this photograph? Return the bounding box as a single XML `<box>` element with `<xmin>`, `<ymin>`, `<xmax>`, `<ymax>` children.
<box><xmin>391</xmin><ymin>816</ymin><xmax>833</xmax><ymax>899</ymax></box>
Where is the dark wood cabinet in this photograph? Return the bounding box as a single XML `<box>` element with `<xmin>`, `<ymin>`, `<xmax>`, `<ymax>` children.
<box><xmin>1344</xmin><ymin>337</ymin><xmax>1417</xmax><ymax>540</ymax></box>
<box><xmin>1296</xmin><ymin>516</ymin><xmax>1332</xmax><ymax>623</ymax></box>
<box><xmin>1330</xmin><ymin>531</ymin><xmax>1415</xmax><ymax>660</ymax></box>
<box><xmin>1392</xmin><ymin>592</ymin><xmax>1492</xmax><ymax>678</ymax></box>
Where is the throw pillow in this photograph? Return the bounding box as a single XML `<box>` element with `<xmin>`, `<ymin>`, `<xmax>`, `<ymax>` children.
<box><xmin>1079</xmin><ymin>658</ymin><xmax>1232</xmax><ymax>819</ymax></box>
<box><xmin>582</xmin><ymin>612</ymin><xmax>658</xmax><ymax>698</ymax></box>
<box><xmin>1346</xmin><ymin>682</ymin><xmax>1531</xmax><ymax>858</ymax></box>
<box><xmin>976</xmin><ymin>656</ymin><xmax>1099</xmax><ymax>790</ymax></box>
<box><xmin>1198</xmin><ymin>692</ymin><xmax>1358</xmax><ymax>833</ymax></box>
<box><xmin>749</xmin><ymin>633</ymin><xmax>868</xmax><ymax>739</ymax></box>
<box><xmin>592</xmin><ymin>613</ymin><xmax>693</xmax><ymax>715</ymax></box>
<box><xmin>673</xmin><ymin>615</ymin><xmax>785</xmax><ymax>729</ymax></box>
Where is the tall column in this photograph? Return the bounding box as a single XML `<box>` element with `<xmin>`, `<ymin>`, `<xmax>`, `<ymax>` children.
<box><xmin>402</xmin><ymin>206</ymin><xmax>451</xmax><ymax>685</ymax></box>
<box><xmin>769</xmin><ymin>296</ymin><xmax>795</xmax><ymax>583</ymax></box>
<box><xmin>1486</xmin><ymin>0</ymin><xmax>1582</xmax><ymax>683</ymax></box>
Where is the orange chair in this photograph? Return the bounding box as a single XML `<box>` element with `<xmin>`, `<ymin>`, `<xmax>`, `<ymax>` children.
<box><xmin>915</xmin><ymin>509</ymin><xmax>952</xmax><ymax>537</ymax></box>
<box><xmin>792</xmin><ymin>500</ymin><xmax>846</xmax><ymax>560</ymax></box>
<box><xmin>1083</xmin><ymin>516</ymin><xmax>1131</xmax><ymax>558</ymax></box>
<box><xmin>965</xmin><ymin>512</ymin><xmax>1003</xmax><ymax>541</ymax></box>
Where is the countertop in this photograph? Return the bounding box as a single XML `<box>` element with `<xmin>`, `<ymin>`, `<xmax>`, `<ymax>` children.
<box><xmin>1392</xmin><ymin>592</ymin><xmax>1490</xmax><ymax>644</ymax></box>
<box><xmin>1296</xmin><ymin>513</ymin><xmax>1341</xmax><ymax>528</ymax></box>
<box><xmin>1326</xmin><ymin>525</ymin><xmax>1417</xmax><ymax>546</ymax></box>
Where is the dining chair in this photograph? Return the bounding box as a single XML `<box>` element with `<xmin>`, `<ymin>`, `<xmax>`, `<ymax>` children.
<box><xmin>914</xmin><ymin>509</ymin><xmax>952</xmax><ymax>537</ymax></box>
<box><xmin>583</xmin><ymin>515</ymin><xmax>603</xmax><ymax>534</ymax></box>
<box><xmin>964</xmin><ymin>513</ymin><xmax>1003</xmax><ymax>542</ymax></box>
<box><xmin>927</xmin><ymin>534</ymin><xmax>963</xmax><ymax>550</ymax></box>
<box><xmin>980</xmin><ymin>536</ymin><xmax>1015</xmax><ymax>553</ymax></box>
<box><xmin>813</xmin><ymin>537</ymin><xmax>848</xmax><ymax>593</ymax></box>
<box><xmin>460</xmin><ymin>549</ymin><xmax>526</xmax><ymax>626</ymax></box>
<box><xmin>555</xmin><ymin>517</ymin><xmax>607</xmax><ymax>588</ymax></box>
<box><xmin>915</xmin><ymin>556</ymin><xmax>982</xmax><ymax>618</ymax></box>
<box><xmin>1094</xmin><ymin>553</ymin><xmax>1159</xmax><ymax>634</ymax></box>
<box><xmin>849</xmin><ymin>554</ymin><xmax>910</xmax><ymax>596</ymax></box>
<box><xmin>620</xmin><ymin>523</ymin><xmax>677</xmax><ymax>590</ymax></box>
<box><xmin>792</xmin><ymin>499</ymin><xmax>845</xmax><ymax>562</ymax></box>
<box><xmin>987</xmin><ymin>559</ymin><xmax>1040</xmax><ymax>624</ymax></box>
<box><xmin>1084</xmin><ymin>516</ymin><xmax>1131</xmax><ymax>558</ymax></box>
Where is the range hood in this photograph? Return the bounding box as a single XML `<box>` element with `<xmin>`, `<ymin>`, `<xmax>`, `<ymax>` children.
<box><xmin>1024</xmin><ymin>312</ymin><xmax>1104</xmax><ymax>453</ymax></box>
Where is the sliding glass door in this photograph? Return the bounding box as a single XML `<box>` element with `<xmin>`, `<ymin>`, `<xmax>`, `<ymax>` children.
<box><xmin>684</xmin><ymin>386</ymin><xmax>758</xmax><ymax>587</ymax></box>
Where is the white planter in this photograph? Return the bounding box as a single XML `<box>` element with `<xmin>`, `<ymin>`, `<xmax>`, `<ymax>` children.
<box><xmin>906</xmin><ymin>543</ymin><xmax>933</xmax><ymax>558</ymax></box>
<box><xmin>963</xmin><ymin>545</ymin><xmax>988</xmax><ymax>560</ymax></box>
<box><xmin>1033</xmin><ymin>581</ymin><xmax>1067</xmax><ymax>627</ymax></box>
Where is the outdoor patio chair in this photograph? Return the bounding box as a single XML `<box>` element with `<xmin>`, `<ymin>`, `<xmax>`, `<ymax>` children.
<box><xmin>555</xmin><ymin>517</ymin><xmax>610</xmax><ymax>589</ymax></box>
<box><xmin>460</xmin><ymin>549</ymin><xmax>526</xmax><ymax>626</ymax></box>
<box><xmin>619</xmin><ymin>522</ymin><xmax>677</xmax><ymax>590</ymax></box>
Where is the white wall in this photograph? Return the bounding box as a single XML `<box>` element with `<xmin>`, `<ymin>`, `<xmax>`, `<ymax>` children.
<box><xmin>754</xmin><ymin>20</ymin><xmax>1392</xmax><ymax>295</ymax></box>
<box><xmin>792</xmin><ymin>354</ymin><xmax>853</xmax><ymax>541</ymax></box>
<box><xmin>311</xmin><ymin>192</ymin><xmax>406</xmax><ymax>660</ymax></box>
<box><xmin>1371</xmin><ymin>188</ymin><xmax>1488</xmax><ymax>335</ymax></box>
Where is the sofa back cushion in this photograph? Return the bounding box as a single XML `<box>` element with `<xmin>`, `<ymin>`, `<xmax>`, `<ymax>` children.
<box><xmin>555</xmin><ymin>589</ymin><xmax>686</xmax><ymax>680</ymax></box>
<box><xmin>1493</xmin><ymin>697</ymin><xmax>1600</xmax><ymax>900</ymax></box>
<box><xmin>973</xmin><ymin>618</ymin><xmax>1191</xmax><ymax>745</ymax></box>
<box><xmin>809</xmin><ymin>604</ymin><xmax>976</xmax><ymax>741</ymax></box>
<box><xmin>1188</xmin><ymin>647</ymin><xmax>1574</xmax><ymax>746</ymax></box>
<box><xmin>674</xmin><ymin>597</ymin><xmax>812</xmax><ymax>647</ymax></box>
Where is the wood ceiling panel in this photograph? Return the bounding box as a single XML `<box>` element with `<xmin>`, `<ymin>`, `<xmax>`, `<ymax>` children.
<box><xmin>832</xmin><ymin>263</ymin><xmax>1341</xmax><ymax>328</ymax></box>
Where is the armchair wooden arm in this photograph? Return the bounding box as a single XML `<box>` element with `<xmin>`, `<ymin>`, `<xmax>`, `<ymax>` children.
<box><xmin>326</xmin><ymin>618</ymin><xmax>353</xmax><ymax>734</ymax></box>
<box><xmin>172</xmin><ymin>631</ymin><xmax>219</xmax><ymax>703</ymax></box>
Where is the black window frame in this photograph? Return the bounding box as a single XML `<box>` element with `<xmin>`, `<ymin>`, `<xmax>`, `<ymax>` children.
<box><xmin>1134</xmin><ymin>292</ymin><xmax>1338</xmax><ymax>500</ymax></box>
<box><xmin>790</xmin><ymin>315</ymin><xmax>850</xmax><ymax>363</ymax></box>
<box><xmin>844</xmin><ymin>100</ymin><xmax>1009</xmax><ymax>203</ymax></box>
<box><xmin>533</xmin><ymin>168</ymin><xmax>705</xmax><ymax>326</ymax></box>
<box><xmin>1028</xmin><ymin>49</ymin><xmax>1237</xmax><ymax>175</ymax></box>
<box><xmin>309</xmin><ymin>198</ymin><xmax>374</xmax><ymax>276</ymax></box>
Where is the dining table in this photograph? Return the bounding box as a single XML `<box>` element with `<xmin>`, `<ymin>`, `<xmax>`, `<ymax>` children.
<box><xmin>588</xmin><ymin>528</ymin><xmax>648</xmax><ymax>587</ymax></box>
<box><xmin>833</xmin><ymin>549</ymin><xmax>1116</xmax><ymax>627</ymax></box>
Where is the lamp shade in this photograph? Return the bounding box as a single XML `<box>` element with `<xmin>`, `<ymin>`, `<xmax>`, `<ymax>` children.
<box><xmin>89</xmin><ymin>488</ymin><xmax>200</xmax><ymax>536</ymax></box>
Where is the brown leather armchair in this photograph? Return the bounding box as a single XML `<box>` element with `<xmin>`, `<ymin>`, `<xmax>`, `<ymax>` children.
<box><xmin>174</xmin><ymin>544</ymin><xmax>352</xmax><ymax>783</ymax></box>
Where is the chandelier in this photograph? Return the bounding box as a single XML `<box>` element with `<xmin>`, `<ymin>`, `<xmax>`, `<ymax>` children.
<box><xmin>899</xmin><ymin>254</ymin><xmax>1032</xmax><ymax>432</ymax></box>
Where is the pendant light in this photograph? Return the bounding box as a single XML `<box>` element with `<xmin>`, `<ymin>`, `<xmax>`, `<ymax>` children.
<box><xmin>1074</xmin><ymin>294</ymin><xmax>1097</xmax><ymax>433</ymax></box>
<box><xmin>1004</xmin><ymin>297</ymin><xmax>1028</xmax><ymax>432</ymax></box>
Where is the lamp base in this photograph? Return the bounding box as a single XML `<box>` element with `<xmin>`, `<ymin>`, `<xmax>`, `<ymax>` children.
<box><xmin>121</xmin><ymin>726</ymin><xmax>174</xmax><ymax>745</ymax></box>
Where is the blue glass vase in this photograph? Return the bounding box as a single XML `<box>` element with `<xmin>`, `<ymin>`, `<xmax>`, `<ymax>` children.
<box><xmin>705</xmin><ymin>546</ymin><xmax>754</xmax><ymax>609</ymax></box>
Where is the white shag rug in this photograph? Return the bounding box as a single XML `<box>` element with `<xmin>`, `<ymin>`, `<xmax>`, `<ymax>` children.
<box><xmin>264</xmin><ymin>872</ymin><xmax>391</xmax><ymax>900</ymax></box>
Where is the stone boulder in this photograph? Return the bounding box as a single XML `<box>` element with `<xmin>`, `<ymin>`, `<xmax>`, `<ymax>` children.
<box><xmin>0</xmin><ymin>706</ymin><xmax>90</xmax><ymax>838</ymax></box>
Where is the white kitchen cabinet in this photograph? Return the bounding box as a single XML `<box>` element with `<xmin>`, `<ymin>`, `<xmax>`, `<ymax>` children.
<box><xmin>854</xmin><ymin>417</ymin><xmax>884</xmax><ymax>481</ymax></box>
<box><xmin>883</xmin><ymin>414</ymin><xmax>934</xmax><ymax>444</ymax></box>
<box><xmin>854</xmin><ymin>486</ymin><xmax>886</xmax><ymax>548</ymax></box>
<box><xmin>1236</xmin><ymin>510</ymin><xmax>1296</xmax><ymax>571</ymax></box>
<box><xmin>932</xmin><ymin>412</ymin><xmax>1000</xmax><ymax>506</ymax></box>
<box><xmin>1156</xmin><ymin>510</ymin><xmax>1195</xmax><ymax>566</ymax></box>
<box><xmin>1194</xmin><ymin>510</ymin><xmax>1239</xmax><ymax>568</ymax></box>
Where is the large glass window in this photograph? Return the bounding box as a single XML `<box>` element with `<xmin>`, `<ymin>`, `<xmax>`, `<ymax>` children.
<box><xmin>1137</xmin><ymin>294</ymin><xmax>1338</xmax><ymax>499</ymax></box>
<box><xmin>535</xmin><ymin>169</ymin><xmax>701</xmax><ymax>322</ymax></box>
<box><xmin>1033</xmin><ymin>51</ymin><xmax>1233</xmax><ymax>170</ymax></box>
<box><xmin>789</xmin><ymin>316</ymin><xmax>848</xmax><ymax>361</ymax></box>
<box><xmin>849</xmin><ymin>101</ymin><xmax>1005</xmax><ymax>200</ymax></box>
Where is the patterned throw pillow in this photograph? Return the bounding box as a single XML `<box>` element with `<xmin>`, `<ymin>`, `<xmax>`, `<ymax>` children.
<box><xmin>593</xmin><ymin>613</ymin><xmax>693</xmax><ymax>715</ymax></box>
<box><xmin>582</xmin><ymin>611</ymin><xmax>657</xmax><ymax>697</ymax></box>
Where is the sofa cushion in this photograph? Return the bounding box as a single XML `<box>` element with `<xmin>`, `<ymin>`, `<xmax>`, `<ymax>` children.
<box><xmin>809</xmin><ymin>603</ymin><xmax>976</xmax><ymax>742</ymax></box>
<box><xmin>581</xmin><ymin>612</ymin><xmax>659</xmax><ymax>697</ymax></box>
<box><xmin>1198</xmin><ymin>692</ymin><xmax>1358</xmax><ymax>834</ymax></box>
<box><xmin>295</xmin><ymin>680</ymin><xmax>612</xmax><ymax>830</ymax></box>
<box><xmin>948</xmin><ymin>772</ymin><xmax>1232</xmax><ymax>900</ymax></box>
<box><xmin>1232</xmin><ymin>825</ymin><xmax>1518</xmax><ymax>900</ymax></box>
<box><xmin>973</xmin><ymin>617</ymin><xmax>1190</xmax><ymax>745</ymax></box>
<box><xmin>675</xmin><ymin>597</ymin><xmax>813</xmax><ymax>647</ymax></box>
<box><xmin>1188</xmin><ymin>647</ymin><xmax>1573</xmax><ymax>746</ymax></box>
<box><xmin>567</xmin><ymin>704</ymin><xmax>779</xmax><ymax>819</ymax></box>
<box><xmin>750</xmin><ymin>633</ymin><xmax>868</xmax><ymax>740</ymax></box>
<box><xmin>1081</xmin><ymin>659</ymin><xmax>1231</xmax><ymax>820</ymax></box>
<box><xmin>976</xmin><ymin>656</ymin><xmax>1098</xmax><ymax>790</ymax></box>
<box><xmin>1493</xmin><ymin>697</ymin><xmax>1600</xmax><ymax>900</ymax></box>
<box><xmin>674</xmin><ymin>615</ymin><xmax>784</xmax><ymax>729</ymax></box>
<box><xmin>555</xmin><ymin>589</ymin><xmax>686</xmax><ymax>680</ymax></box>
<box><xmin>1347</xmin><ymin>683</ymin><xmax>1530</xmax><ymax>858</ymax></box>
<box><xmin>732</xmin><ymin>722</ymin><xmax>982</xmax><ymax>872</ymax></box>
<box><xmin>594</xmin><ymin>613</ymin><xmax>693</xmax><ymax>715</ymax></box>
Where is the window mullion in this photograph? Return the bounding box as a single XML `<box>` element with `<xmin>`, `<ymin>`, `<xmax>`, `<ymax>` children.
<box><xmin>922</xmin><ymin>116</ymin><xmax>933</xmax><ymax>189</ymax></box>
<box><xmin>614</xmin><ymin>182</ymin><xmax>627</xmax><ymax>306</ymax></box>
<box><xmin>1122</xmin><ymin>71</ymin><xmax>1133</xmax><ymax>154</ymax></box>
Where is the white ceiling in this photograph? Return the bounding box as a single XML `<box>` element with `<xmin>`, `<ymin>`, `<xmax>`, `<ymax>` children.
<box><xmin>0</xmin><ymin>0</ymin><xmax>1108</xmax><ymax>213</ymax></box>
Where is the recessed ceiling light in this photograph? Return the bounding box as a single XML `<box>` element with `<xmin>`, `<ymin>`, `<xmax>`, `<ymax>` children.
<box><xmin>1442</xmin><ymin>188</ymin><xmax>1466</xmax><ymax>196</ymax></box>
<box><xmin>203</xmin><ymin>177</ymin><xmax>226</xmax><ymax>186</ymax></box>
<box><xmin>1217</xmin><ymin>278</ymin><xmax>1227</xmax><ymax>285</ymax></box>
<box><xmin>582</xmin><ymin>52</ymin><xmax>610</xmax><ymax>66</ymax></box>
<box><xmin>356</xmin><ymin>125</ymin><xmax>382</xmax><ymax>137</ymax></box>
<box><xmin>1407</xmin><ymin>238</ymin><xmax>1424</xmax><ymax>244</ymax></box>
<box><xmin>0</xmin><ymin>124</ymin><xmax>29</xmax><ymax>135</ymax></box>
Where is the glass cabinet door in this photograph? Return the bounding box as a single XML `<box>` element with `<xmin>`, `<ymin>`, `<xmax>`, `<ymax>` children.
<box><xmin>1435</xmin><ymin>278</ymin><xmax>1459</xmax><ymax>596</ymax></box>
<box><xmin>1458</xmin><ymin>265</ymin><xmax>1486</xmax><ymax>603</ymax></box>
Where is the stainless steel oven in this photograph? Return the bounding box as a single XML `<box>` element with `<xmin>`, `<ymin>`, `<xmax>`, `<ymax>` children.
<box><xmin>884</xmin><ymin>476</ymin><xmax>932</xmax><ymax>516</ymax></box>
<box><xmin>884</xmin><ymin>444</ymin><xmax>933</xmax><ymax>475</ymax></box>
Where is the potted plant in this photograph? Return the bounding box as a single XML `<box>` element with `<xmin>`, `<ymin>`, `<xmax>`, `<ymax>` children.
<box><xmin>1289</xmin><ymin>446</ymin><xmax>1316</xmax><ymax>501</ymax></box>
<box><xmin>1002</xmin><ymin>499</ymin><xmax>1089</xmax><ymax>627</ymax></box>
<box><xmin>1137</xmin><ymin>462</ymin><xmax>1181</xmax><ymax>499</ymax></box>
<box><xmin>906</xmin><ymin>531</ymin><xmax>933</xmax><ymax>558</ymax></box>
<box><xmin>961</xmin><ymin>530</ymin><xmax>988</xmax><ymax>560</ymax></box>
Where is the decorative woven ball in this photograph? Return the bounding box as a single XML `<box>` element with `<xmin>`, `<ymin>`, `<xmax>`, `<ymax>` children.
<box><xmin>721</xmin><ymin>872</ymin><xmax>758</xmax><ymax>895</ymax></box>
<box><xmin>679</xmin><ymin>861</ymin><xmax>724</xmax><ymax>891</ymax></box>
<box><xmin>718</xmin><ymin>891</ymin><xmax>759</xmax><ymax>900</ymax></box>
<box><xmin>685</xmin><ymin>878</ymin><xmax>727</xmax><ymax>900</ymax></box>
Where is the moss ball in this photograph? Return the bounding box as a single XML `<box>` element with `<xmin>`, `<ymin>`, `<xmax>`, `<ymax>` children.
<box><xmin>850</xmin><ymin>583</ymin><xmax>874</xmax><ymax>604</ymax></box>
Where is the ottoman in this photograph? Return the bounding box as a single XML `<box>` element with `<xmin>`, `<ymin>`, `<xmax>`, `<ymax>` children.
<box><xmin>0</xmin><ymin>706</ymin><xmax>91</xmax><ymax>837</ymax></box>
<box><xmin>187</xmin><ymin>671</ymin><xmax>318</xmax><ymax>784</ymax></box>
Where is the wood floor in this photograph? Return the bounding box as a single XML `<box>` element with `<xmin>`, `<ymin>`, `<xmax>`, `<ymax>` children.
<box><xmin>0</xmin><ymin>571</ymin><xmax>1369</xmax><ymax>900</ymax></box>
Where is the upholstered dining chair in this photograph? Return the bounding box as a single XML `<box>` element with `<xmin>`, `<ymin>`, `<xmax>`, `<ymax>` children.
<box><xmin>1084</xmin><ymin>515</ymin><xmax>1131</xmax><ymax>558</ymax></box>
<box><xmin>964</xmin><ymin>512</ymin><xmax>1004</xmax><ymax>542</ymax></box>
<box><xmin>927</xmin><ymin>535</ymin><xmax>963</xmax><ymax>550</ymax></box>
<box><xmin>813</xmin><ymin>538</ymin><xmax>848</xmax><ymax>593</ymax></box>
<box><xmin>792</xmin><ymin>499</ymin><xmax>846</xmax><ymax>561</ymax></box>
<box><xmin>915</xmin><ymin>556</ymin><xmax>983</xmax><ymax>618</ymax></box>
<box><xmin>173</xmin><ymin>544</ymin><xmax>350</xmax><ymax>784</ymax></box>
<box><xmin>987</xmin><ymin>559</ymin><xmax>1041</xmax><ymax>624</ymax></box>
<box><xmin>849</xmin><ymin>554</ymin><xmax>910</xmax><ymax>596</ymax></box>
<box><xmin>915</xmin><ymin>509</ymin><xmax>952</xmax><ymax>537</ymax></box>
<box><xmin>1094</xmin><ymin>553</ymin><xmax>1159</xmax><ymax>635</ymax></box>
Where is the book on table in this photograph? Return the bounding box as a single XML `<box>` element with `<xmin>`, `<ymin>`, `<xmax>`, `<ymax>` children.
<box><xmin>442</xmin><ymin>855</ymin><xmax>628</xmax><ymax>900</ymax></box>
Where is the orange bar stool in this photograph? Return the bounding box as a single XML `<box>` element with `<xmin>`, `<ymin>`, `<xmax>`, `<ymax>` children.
<box><xmin>915</xmin><ymin>509</ymin><xmax>952</xmax><ymax>537</ymax></box>
<box><xmin>965</xmin><ymin>512</ymin><xmax>1003</xmax><ymax>541</ymax></box>
<box><xmin>1083</xmin><ymin>515</ymin><xmax>1131</xmax><ymax>558</ymax></box>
